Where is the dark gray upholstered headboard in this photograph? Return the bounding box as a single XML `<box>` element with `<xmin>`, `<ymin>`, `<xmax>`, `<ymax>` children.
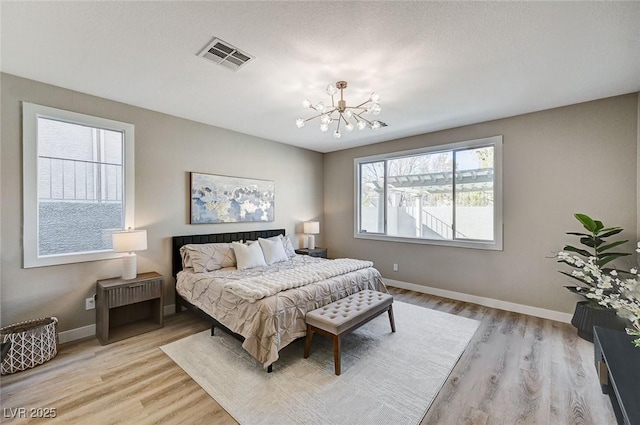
<box><xmin>171</xmin><ymin>229</ymin><xmax>286</xmax><ymax>278</ymax></box>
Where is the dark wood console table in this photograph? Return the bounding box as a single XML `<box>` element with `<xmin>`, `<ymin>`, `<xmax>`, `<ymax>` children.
<box><xmin>593</xmin><ymin>326</ymin><xmax>640</xmax><ymax>425</ymax></box>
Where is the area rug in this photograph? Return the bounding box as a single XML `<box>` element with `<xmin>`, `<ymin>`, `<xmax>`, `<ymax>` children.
<box><xmin>160</xmin><ymin>301</ymin><xmax>480</xmax><ymax>425</ymax></box>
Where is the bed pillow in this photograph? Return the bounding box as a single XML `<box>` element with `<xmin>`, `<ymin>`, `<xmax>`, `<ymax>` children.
<box><xmin>181</xmin><ymin>243</ymin><xmax>236</xmax><ymax>273</ymax></box>
<box><xmin>179</xmin><ymin>245</ymin><xmax>194</xmax><ymax>269</ymax></box>
<box><xmin>232</xmin><ymin>241</ymin><xmax>267</xmax><ymax>270</ymax></box>
<box><xmin>280</xmin><ymin>235</ymin><xmax>296</xmax><ymax>259</ymax></box>
<box><xmin>258</xmin><ymin>237</ymin><xmax>289</xmax><ymax>265</ymax></box>
<box><xmin>266</xmin><ymin>234</ymin><xmax>296</xmax><ymax>259</ymax></box>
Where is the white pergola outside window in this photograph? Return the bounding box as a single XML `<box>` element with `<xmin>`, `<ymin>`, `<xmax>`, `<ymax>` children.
<box><xmin>354</xmin><ymin>135</ymin><xmax>503</xmax><ymax>250</ymax></box>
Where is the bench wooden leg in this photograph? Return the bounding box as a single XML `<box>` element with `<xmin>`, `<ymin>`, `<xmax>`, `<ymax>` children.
<box><xmin>333</xmin><ymin>335</ymin><xmax>341</xmax><ymax>375</ymax></box>
<box><xmin>388</xmin><ymin>305</ymin><xmax>396</xmax><ymax>333</ymax></box>
<box><xmin>304</xmin><ymin>325</ymin><xmax>314</xmax><ymax>358</ymax></box>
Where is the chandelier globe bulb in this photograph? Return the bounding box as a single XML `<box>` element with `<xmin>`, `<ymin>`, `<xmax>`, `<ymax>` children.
<box><xmin>296</xmin><ymin>118</ymin><xmax>305</xmax><ymax>128</ymax></box>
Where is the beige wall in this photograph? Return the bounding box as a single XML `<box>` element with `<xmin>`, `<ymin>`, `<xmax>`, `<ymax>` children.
<box><xmin>324</xmin><ymin>93</ymin><xmax>639</xmax><ymax>314</ymax></box>
<box><xmin>0</xmin><ymin>73</ymin><xmax>324</xmax><ymax>332</ymax></box>
<box><xmin>1</xmin><ymin>73</ymin><xmax>637</xmax><ymax>333</ymax></box>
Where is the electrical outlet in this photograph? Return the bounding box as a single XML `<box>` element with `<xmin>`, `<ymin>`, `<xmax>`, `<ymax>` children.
<box><xmin>393</xmin><ymin>263</ymin><xmax>398</xmax><ymax>272</ymax></box>
<box><xmin>85</xmin><ymin>296</ymin><xmax>95</xmax><ymax>310</ymax></box>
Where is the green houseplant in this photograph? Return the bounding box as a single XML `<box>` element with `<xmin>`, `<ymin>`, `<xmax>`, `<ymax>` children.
<box><xmin>558</xmin><ymin>213</ymin><xmax>631</xmax><ymax>341</ymax></box>
<box><xmin>559</xmin><ymin>213</ymin><xmax>630</xmax><ymax>294</ymax></box>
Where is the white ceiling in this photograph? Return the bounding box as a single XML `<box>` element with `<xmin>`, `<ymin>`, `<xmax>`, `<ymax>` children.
<box><xmin>2</xmin><ymin>1</ymin><xmax>639</xmax><ymax>153</ymax></box>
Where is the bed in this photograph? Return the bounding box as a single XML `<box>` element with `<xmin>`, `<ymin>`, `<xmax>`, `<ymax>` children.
<box><xmin>172</xmin><ymin>229</ymin><xmax>386</xmax><ymax>370</ymax></box>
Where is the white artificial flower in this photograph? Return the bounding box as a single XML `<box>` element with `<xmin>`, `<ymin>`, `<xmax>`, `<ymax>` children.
<box><xmin>562</xmin><ymin>250</ymin><xmax>640</xmax><ymax>348</ymax></box>
<box><xmin>599</xmin><ymin>281</ymin><xmax>613</xmax><ymax>289</ymax></box>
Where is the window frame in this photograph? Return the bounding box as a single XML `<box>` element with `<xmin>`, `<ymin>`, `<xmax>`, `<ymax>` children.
<box><xmin>354</xmin><ymin>135</ymin><xmax>503</xmax><ymax>251</ymax></box>
<box><xmin>22</xmin><ymin>102</ymin><xmax>135</xmax><ymax>268</ymax></box>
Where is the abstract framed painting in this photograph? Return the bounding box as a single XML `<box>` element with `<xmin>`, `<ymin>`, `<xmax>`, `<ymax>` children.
<box><xmin>190</xmin><ymin>172</ymin><xmax>275</xmax><ymax>224</ymax></box>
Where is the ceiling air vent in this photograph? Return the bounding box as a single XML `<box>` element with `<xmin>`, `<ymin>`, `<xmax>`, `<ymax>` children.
<box><xmin>198</xmin><ymin>37</ymin><xmax>253</xmax><ymax>71</ymax></box>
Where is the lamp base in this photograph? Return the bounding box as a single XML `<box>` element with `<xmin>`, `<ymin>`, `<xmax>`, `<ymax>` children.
<box><xmin>121</xmin><ymin>253</ymin><xmax>137</xmax><ymax>280</ymax></box>
<box><xmin>307</xmin><ymin>235</ymin><xmax>316</xmax><ymax>250</ymax></box>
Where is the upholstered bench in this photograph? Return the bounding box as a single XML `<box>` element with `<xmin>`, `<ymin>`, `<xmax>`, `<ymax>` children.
<box><xmin>303</xmin><ymin>290</ymin><xmax>396</xmax><ymax>375</ymax></box>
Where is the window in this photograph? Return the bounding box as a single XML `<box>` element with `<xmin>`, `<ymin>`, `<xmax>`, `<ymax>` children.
<box><xmin>23</xmin><ymin>103</ymin><xmax>135</xmax><ymax>268</ymax></box>
<box><xmin>355</xmin><ymin>136</ymin><xmax>503</xmax><ymax>250</ymax></box>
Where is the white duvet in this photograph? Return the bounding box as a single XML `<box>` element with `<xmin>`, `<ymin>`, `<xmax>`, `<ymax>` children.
<box><xmin>225</xmin><ymin>258</ymin><xmax>374</xmax><ymax>302</ymax></box>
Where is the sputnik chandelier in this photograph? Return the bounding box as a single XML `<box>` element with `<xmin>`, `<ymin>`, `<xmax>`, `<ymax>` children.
<box><xmin>296</xmin><ymin>81</ymin><xmax>384</xmax><ymax>139</ymax></box>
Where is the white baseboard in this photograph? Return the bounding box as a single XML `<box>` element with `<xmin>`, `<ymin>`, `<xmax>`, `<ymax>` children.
<box><xmin>58</xmin><ymin>324</ymin><xmax>96</xmax><ymax>344</ymax></box>
<box><xmin>384</xmin><ymin>278</ymin><xmax>573</xmax><ymax>324</ymax></box>
<box><xmin>59</xmin><ymin>304</ymin><xmax>177</xmax><ymax>344</ymax></box>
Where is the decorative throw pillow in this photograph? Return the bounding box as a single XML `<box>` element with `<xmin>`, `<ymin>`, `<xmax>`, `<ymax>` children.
<box><xmin>258</xmin><ymin>237</ymin><xmax>289</xmax><ymax>265</ymax></box>
<box><xmin>232</xmin><ymin>241</ymin><xmax>267</xmax><ymax>270</ymax></box>
<box><xmin>181</xmin><ymin>243</ymin><xmax>236</xmax><ymax>273</ymax></box>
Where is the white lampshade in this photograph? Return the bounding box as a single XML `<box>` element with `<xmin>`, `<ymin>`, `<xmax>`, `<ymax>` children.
<box><xmin>112</xmin><ymin>229</ymin><xmax>147</xmax><ymax>280</ymax></box>
<box><xmin>304</xmin><ymin>221</ymin><xmax>320</xmax><ymax>250</ymax></box>
<box><xmin>303</xmin><ymin>221</ymin><xmax>320</xmax><ymax>234</ymax></box>
<box><xmin>112</xmin><ymin>229</ymin><xmax>147</xmax><ymax>253</ymax></box>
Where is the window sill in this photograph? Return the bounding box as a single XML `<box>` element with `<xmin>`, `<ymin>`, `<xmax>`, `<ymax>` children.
<box><xmin>354</xmin><ymin>232</ymin><xmax>503</xmax><ymax>251</ymax></box>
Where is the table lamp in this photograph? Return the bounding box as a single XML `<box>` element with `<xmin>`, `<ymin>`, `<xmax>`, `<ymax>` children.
<box><xmin>112</xmin><ymin>228</ymin><xmax>147</xmax><ymax>280</ymax></box>
<box><xmin>303</xmin><ymin>221</ymin><xmax>320</xmax><ymax>250</ymax></box>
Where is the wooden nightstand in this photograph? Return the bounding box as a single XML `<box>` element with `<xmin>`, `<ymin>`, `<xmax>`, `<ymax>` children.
<box><xmin>295</xmin><ymin>248</ymin><xmax>328</xmax><ymax>258</ymax></box>
<box><xmin>96</xmin><ymin>272</ymin><xmax>164</xmax><ymax>345</ymax></box>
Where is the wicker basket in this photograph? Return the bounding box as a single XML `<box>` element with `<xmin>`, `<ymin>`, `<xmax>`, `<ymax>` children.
<box><xmin>1</xmin><ymin>317</ymin><xmax>58</xmax><ymax>375</ymax></box>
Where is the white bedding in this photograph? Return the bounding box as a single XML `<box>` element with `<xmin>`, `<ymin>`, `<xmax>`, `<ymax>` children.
<box><xmin>225</xmin><ymin>258</ymin><xmax>375</xmax><ymax>301</ymax></box>
<box><xmin>176</xmin><ymin>255</ymin><xmax>386</xmax><ymax>367</ymax></box>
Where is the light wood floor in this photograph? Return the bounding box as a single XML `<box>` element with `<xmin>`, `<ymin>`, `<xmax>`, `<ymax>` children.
<box><xmin>0</xmin><ymin>288</ymin><xmax>617</xmax><ymax>425</ymax></box>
